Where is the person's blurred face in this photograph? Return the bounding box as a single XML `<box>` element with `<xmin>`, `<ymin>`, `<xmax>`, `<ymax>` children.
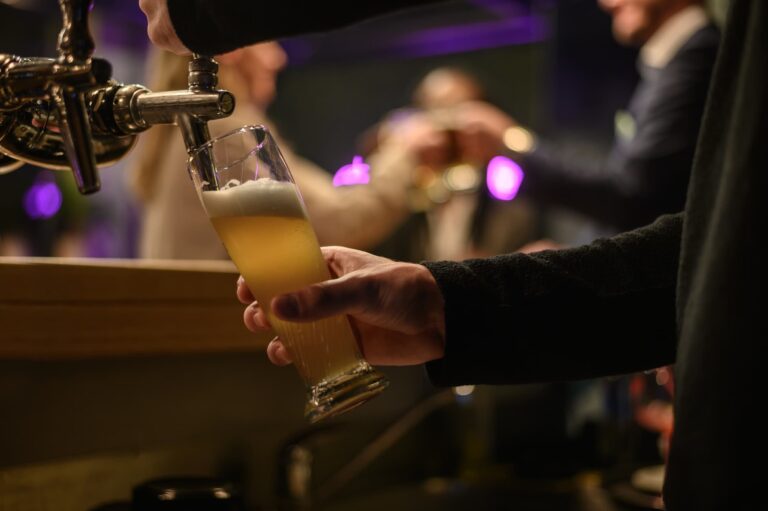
<box><xmin>413</xmin><ymin>68</ymin><xmax>483</xmax><ymax>110</ymax></box>
<box><xmin>219</xmin><ymin>42</ymin><xmax>288</xmax><ymax>109</ymax></box>
<box><xmin>598</xmin><ymin>0</ymin><xmax>687</xmax><ymax>46</ymax></box>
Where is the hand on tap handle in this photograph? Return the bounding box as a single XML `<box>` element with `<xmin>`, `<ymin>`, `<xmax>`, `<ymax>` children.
<box><xmin>139</xmin><ymin>0</ymin><xmax>190</xmax><ymax>55</ymax></box>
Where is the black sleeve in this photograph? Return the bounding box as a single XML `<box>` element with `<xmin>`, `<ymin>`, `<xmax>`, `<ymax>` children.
<box><xmin>424</xmin><ymin>213</ymin><xmax>682</xmax><ymax>387</ymax></box>
<box><xmin>168</xmin><ymin>0</ymin><xmax>447</xmax><ymax>55</ymax></box>
<box><xmin>518</xmin><ymin>35</ymin><xmax>717</xmax><ymax>230</ymax></box>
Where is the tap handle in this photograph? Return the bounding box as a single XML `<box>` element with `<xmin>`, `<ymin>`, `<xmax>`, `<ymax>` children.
<box><xmin>57</xmin><ymin>86</ymin><xmax>100</xmax><ymax>194</ymax></box>
<box><xmin>178</xmin><ymin>114</ymin><xmax>218</xmax><ymax>191</ymax></box>
<box><xmin>55</xmin><ymin>0</ymin><xmax>99</xmax><ymax>194</ymax></box>
<box><xmin>188</xmin><ymin>54</ymin><xmax>219</xmax><ymax>92</ymax></box>
<box><xmin>57</xmin><ymin>0</ymin><xmax>95</xmax><ymax>63</ymax></box>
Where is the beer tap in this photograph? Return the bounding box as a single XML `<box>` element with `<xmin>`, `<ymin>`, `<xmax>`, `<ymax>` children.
<box><xmin>0</xmin><ymin>0</ymin><xmax>234</xmax><ymax>195</ymax></box>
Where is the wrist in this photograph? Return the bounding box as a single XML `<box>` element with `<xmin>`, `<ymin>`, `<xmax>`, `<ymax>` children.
<box><xmin>415</xmin><ymin>263</ymin><xmax>447</xmax><ymax>345</ymax></box>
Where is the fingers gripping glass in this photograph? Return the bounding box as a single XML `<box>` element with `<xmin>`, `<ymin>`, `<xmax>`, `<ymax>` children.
<box><xmin>188</xmin><ymin>125</ymin><xmax>388</xmax><ymax>422</ymax></box>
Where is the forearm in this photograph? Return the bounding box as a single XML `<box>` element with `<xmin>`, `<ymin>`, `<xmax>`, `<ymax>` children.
<box><xmin>425</xmin><ymin>213</ymin><xmax>683</xmax><ymax>386</ymax></box>
<box><xmin>520</xmin><ymin>142</ymin><xmax>690</xmax><ymax>231</ymax></box>
<box><xmin>518</xmin><ymin>141</ymin><xmax>644</xmax><ymax>227</ymax></box>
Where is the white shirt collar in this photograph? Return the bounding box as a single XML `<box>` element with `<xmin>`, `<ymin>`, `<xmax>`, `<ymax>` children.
<box><xmin>640</xmin><ymin>5</ymin><xmax>710</xmax><ymax>69</ymax></box>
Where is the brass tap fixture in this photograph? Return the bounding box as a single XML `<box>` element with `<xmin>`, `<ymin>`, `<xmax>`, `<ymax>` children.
<box><xmin>0</xmin><ymin>0</ymin><xmax>235</xmax><ymax>194</ymax></box>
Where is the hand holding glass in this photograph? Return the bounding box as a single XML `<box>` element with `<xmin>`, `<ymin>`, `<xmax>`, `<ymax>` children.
<box><xmin>188</xmin><ymin>125</ymin><xmax>388</xmax><ymax>422</ymax></box>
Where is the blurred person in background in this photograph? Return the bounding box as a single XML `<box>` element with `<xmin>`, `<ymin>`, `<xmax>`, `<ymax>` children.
<box><xmin>363</xmin><ymin>67</ymin><xmax>537</xmax><ymax>263</ymax></box>
<box><xmin>456</xmin><ymin>0</ymin><xmax>719</xmax><ymax>245</ymax></box>
<box><xmin>131</xmin><ymin>42</ymin><xmax>422</xmax><ymax>259</ymax></box>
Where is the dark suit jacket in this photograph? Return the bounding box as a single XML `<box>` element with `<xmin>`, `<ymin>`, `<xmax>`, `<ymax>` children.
<box><xmin>519</xmin><ymin>24</ymin><xmax>720</xmax><ymax>231</ymax></box>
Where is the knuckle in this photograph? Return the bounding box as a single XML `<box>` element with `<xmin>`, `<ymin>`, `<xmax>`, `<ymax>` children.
<box><xmin>308</xmin><ymin>283</ymin><xmax>332</xmax><ymax>311</ymax></box>
<box><xmin>350</xmin><ymin>273</ymin><xmax>380</xmax><ymax>311</ymax></box>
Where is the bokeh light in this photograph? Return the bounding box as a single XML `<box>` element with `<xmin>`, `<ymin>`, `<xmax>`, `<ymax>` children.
<box><xmin>486</xmin><ymin>156</ymin><xmax>524</xmax><ymax>201</ymax></box>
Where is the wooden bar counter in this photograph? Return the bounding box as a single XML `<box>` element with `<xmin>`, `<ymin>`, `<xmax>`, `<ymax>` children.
<box><xmin>0</xmin><ymin>257</ymin><xmax>269</xmax><ymax>358</ymax></box>
<box><xmin>0</xmin><ymin>257</ymin><xmax>433</xmax><ymax>510</ymax></box>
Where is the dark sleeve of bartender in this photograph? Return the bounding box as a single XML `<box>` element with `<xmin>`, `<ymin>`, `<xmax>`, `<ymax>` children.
<box><xmin>140</xmin><ymin>0</ymin><xmax>446</xmax><ymax>55</ymax></box>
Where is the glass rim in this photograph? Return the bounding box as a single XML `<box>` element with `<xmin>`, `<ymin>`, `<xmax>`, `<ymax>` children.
<box><xmin>187</xmin><ymin>124</ymin><xmax>270</xmax><ymax>158</ymax></box>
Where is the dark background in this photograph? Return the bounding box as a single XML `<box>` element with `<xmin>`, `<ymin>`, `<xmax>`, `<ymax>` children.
<box><xmin>0</xmin><ymin>0</ymin><xmax>640</xmax><ymax>256</ymax></box>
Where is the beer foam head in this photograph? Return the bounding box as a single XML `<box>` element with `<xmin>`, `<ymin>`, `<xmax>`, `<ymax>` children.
<box><xmin>201</xmin><ymin>178</ymin><xmax>306</xmax><ymax>218</ymax></box>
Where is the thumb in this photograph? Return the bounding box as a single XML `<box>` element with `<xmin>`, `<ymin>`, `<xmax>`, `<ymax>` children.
<box><xmin>271</xmin><ymin>273</ymin><xmax>372</xmax><ymax>323</ymax></box>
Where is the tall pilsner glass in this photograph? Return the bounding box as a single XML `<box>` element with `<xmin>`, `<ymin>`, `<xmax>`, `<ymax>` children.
<box><xmin>188</xmin><ymin>125</ymin><xmax>388</xmax><ymax>422</ymax></box>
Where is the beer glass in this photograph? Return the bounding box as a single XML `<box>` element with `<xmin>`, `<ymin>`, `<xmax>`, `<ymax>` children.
<box><xmin>188</xmin><ymin>125</ymin><xmax>389</xmax><ymax>422</ymax></box>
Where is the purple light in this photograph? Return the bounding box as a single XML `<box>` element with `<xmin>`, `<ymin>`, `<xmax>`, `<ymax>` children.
<box><xmin>24</xmin><ymin>178</ymin><xmax>63</xmax><ymax>219</ymax></box>
<box><xmin>333</xmin><ymin>156</ymin><xmax>371</xmax><ymax>187</ymax></box>
<box><xmin>281</xmin><ymin>13</ymin><xmax>549</xmax><ymax>65</ymax></box>
<box><xmin>279</xmin><ymin>38</ymin><xmax>316</xmax><ymax>66</ymax></box>
<box><xmin>394</xmin><ymin>15</ymin><xmax>548</xmax><ymax>58</ymax></box>
<box><xmin>486</xmin><ymin>156</ymin><xmax>524</xmax><ymax>201</ymax></box>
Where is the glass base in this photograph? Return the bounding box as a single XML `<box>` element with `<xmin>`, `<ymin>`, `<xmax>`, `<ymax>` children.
<box><xmin>305</xmin><ymin>363</ymin><xmax>389</xmax><ymax>423</ymax></box>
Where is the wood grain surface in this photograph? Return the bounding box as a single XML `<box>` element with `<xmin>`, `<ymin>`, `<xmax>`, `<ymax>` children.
<box><xmin>0</xmin><ymin>257</ymin><xmax>270</xmax><ymax>358</ymax></box>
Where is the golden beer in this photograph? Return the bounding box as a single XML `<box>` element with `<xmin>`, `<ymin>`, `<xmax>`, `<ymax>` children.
<box><xmin>202</xmin><ymin>179</ymin><xmax>362</xmax><ymax>385</ymax></box>
<box><xmin>191</xmin><ymin>125</ymin><xmax>387</xmax><ymax>422</ymax></box>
